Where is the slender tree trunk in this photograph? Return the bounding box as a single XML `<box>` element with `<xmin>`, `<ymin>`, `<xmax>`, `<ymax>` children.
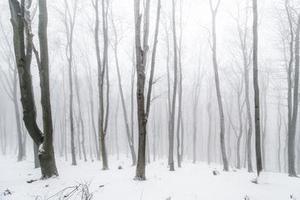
<box><xmin>111</xmin><ymin>22</ymin><xmax>137</xmax><ymax>164</ymax></box>
<box><xmin>288</xmin><ymin>15</ymin><xmax>300</xmax><ymax>177</ymax></box>
<box><xmin>192</xmin><ymin>98</ymin><xmax>198</xmax><ymax>164</ymax></box>
<box><xmin>85</xmin><ymin>60</ymin><xmax>100</xmax><ymax>160</ymax></box>
<box><xmin>76</xmin><ymin>116</ymin><xmax>82</xmax><ymax>160</ymax></box>
<box><xmin>165</xmin><ymin>26</ymin><xmax>172</xmax><ymax>166</ymax></box>
<box><xmin>168</xmin><ymin>0</ymin><xmax>178</xmax><ymax>172</ymax></box>
<box><xmin>11</xmin><ymin>69</ymin><xmax>25</xmax><ymax>161</ymax></box>
<box><xmin>74</xmin><ymin>66</ymin><xmax>87</xmax><ymax>162</ymax></box>
<box><xmin>261</xmin><ymin>76</ymin><xmax>268</xmax><ymax>169</ymax></box>
<box><xmin>101</xmin><ymin>0</ymin><xmax>110</xmax><ymax>170</ymax></box>
<box><xmin>240</xmin><ymin>34</ymin><xmax>254</xmax><ymax>172</ymax></box>
<box><xmin>236</xmin><ymin>92</ymin><xmax>243</xmax><ymax>169</ymax></box>
<box><xmin>277</xmin><ymin>93</ymin><xmax>282</xmax><ymax>172</ymax></box>
<box><xmin>115</xmin><ymin>96</ymin><xmax>120</xmax><ymax>160</ymax></box>
<box><xmin>252</xmin><ymin>0</ymin><xmax>263</xmax><ymax>177</ymax></box>
<box><xmin>62</xmin><ymin>0</ymin><xmax>78</xmax><ymax>166</ymax></box>
<box><xmin>209</xmin><ymin>0</ymin><xmax>229</xmax><ymax>171</ymax></box>
<box><xmin>68</xmin><ymin>40</ymin><xmax>76</xmax><ymax>166</ymax></box>
<box><xmin>207</xmin><ymin>101</ymin><xmax>212</xmax><ymax>165</ymax></box>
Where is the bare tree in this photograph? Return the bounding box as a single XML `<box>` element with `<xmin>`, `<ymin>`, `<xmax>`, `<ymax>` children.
<box><xmin>61</xmin><ymin>0</ymin><xmax>79</xmax><ymax>166</ymax></box>
<box><xmin>9</xmin><ymin>0</ymin><xmax>58</xmax><ymax>178</ymax></box>
<box><xmin>276</xmin><ymin>88</ymin><xmax>283</xmax><ymax>172</ymax></box>
<box><xmin>192</xmin><ymin>58</ymin><xmax>205</xmax><ymax>164</ymax></box>
<box><xmin>207</xmin><ymin>83</ymin><xmax>213</xmax><ymax>165</ymax></box>
<box><xmin>252</xmin><ymin>0</ymin><xmax>263</xmax><ymax>177</ymax></box>
<box><xmin>145</xmin><ymin>0</ymin><xmax>161</xmax><ymax>165</ymax></box>
<box><xmin>288</xmin><ymin>13</ymin><xmax>300</xmax><ymax>177</ymax></box>
<box><xmin>168</xmin><ymin>0</ymin><xmax>178</xmax><ymax>172</ymax></box>
<box><xmin>93</xmin><ymin>0</ymin><xmax>110</xmax><ymax>170</ymax></box>
<box><xmin>0</xmin><ymin>19</ymin><xmax>25</xmax><ymax>161</ymax></box>
<box><xmin>261</xmin><ymin>72</ymin><xmax>269</xmax><ymax>169</ymax></box>
<box><xmin>84</xmin><ymin>54</ymin><xmax>100</xmax><ymax>160</ymax></box>
<box><xmin>134</xmin><ymin>0</ymin><xmax>151</xmax><ymax>180</ymax></box>
<box><xmin>233</xmin><ymin>3</ymin><xmax>253</xmax><ymax>172</ymax></box>
<box><xmin>209</xmin><ymin>0</ymin><xmax>229</xmax><ymax>171</ymax></box>
<box><xmin>176</xmin><ymin>0</ymin><xmax>184</xmax><ymax>167</ymax></box>
<box><xmin>111</xmin><ymin>9</ymin><xmax>137</xmax><ymax>165</ymax></box>
<box><xmin>74</xmin><ymin>64</ymin><xmax>87</xmax><ymax>162</ymax></box>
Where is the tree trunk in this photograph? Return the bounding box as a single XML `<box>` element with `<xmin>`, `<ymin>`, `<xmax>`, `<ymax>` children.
<box><xmin>210</xmin><ymin>0</ymin><xmax>229</xmax><ymax>171</ymax></box>
<box><xmin>277</xmin><ymin>93</ymin><xmax>282</xmax><ymax>172</ymax></box>
<box><xmin>169</xmin><ymin>0</ymin><xmax>178</xmax><ymax>172</ymax></box>
<box><xmin>111</xmin><ymin>16</ymin><xmax>137</xmax><ymax>165</ymax></box>
<box><xmin>252</xmin><ymin>0</ymin><xmax>263</xmax><ymax>177</ymax></box>
<box><xmin>207</xmin><ymin>101</ymin><xmax>212</xmax><ymax>165</ymax></box>
<box><xmin>9</xmin><ymin>0</ymin><xmax>58</xmax><ymax>178</ymax></box>
<box><xmin>134</xmin><ymin>0</ymin><xmax>150</xmax><ymax>180</ymax></box>
<box><xmin>34</xmin><ymin>143</ymin><xmax>40</xmax><ymax>168</ymax></box>
<box><xmin>74</xmin><ymin>65</ymin><xmax>87</xmax><ymax>162</ymax></box>
<box><xmin>62</xmin><ymin>0</ymin><xmax>78</xmax><ymax>166</ymax></box>
<box><xmin>85</xmin><ymin>60</ymin><xmax>100</xmax><ymax>160</ymax></box>
<box><xmin>288</xmin><ymin>15</ymin><xmax>300</xmax><ymax>177</ymax></box>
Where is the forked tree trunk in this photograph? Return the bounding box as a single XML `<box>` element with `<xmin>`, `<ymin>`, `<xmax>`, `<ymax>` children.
<box><xmin>134</xmin><ymin>0</ymin><xmax>150</xmax><ymax>180</ymax></box>
<box><xmin>236</xmin><ymin>12</ymin><xmax>254</xmax><ymax>171</ymax></box>
<box><xmin>94</xmin><ymin>0</ymin><xmax>109</xmax><ymax>170</ymax></box>
<box><xmin>9</xmin><ymin>0</ymin><xmax>58</xmax><ymax>178</ymax></box>
<box><xmin>62</xmin><ymin>0</ymin><xmax>78</xmax><ymax>166</ymax></box>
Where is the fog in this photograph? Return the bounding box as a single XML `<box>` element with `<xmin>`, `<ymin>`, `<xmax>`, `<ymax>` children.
<box><xmin>0</xmin><ymin>0</ymin><xmax>297</xmax><ymax>178</ymax></box>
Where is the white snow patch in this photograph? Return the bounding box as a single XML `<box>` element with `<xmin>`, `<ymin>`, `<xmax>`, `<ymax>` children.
<box><xmin>0</xmin><ymin>156</ymin><xmax>300</xmax><ymax>200</ymax></box>
<box><xmin>38</xmin><ymin>143</ymin><xmax>45</xmax><ymax>155</ymax></box>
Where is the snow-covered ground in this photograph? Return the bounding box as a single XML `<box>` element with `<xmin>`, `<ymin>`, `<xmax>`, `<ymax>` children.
<box><xmin>1</xmin><ymin>156</ymin><xmax>300</xmax><ymax>200</ymax></box>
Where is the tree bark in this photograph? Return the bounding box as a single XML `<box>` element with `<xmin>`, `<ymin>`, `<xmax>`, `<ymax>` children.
<box><xmin>288</xmin><ymin>15</ymin><xmax>300</xmax><ymax>177</ymax></box>
<box><xmin>252</xmin><ymin>0</ymin><xmax>263</xmax><ymax>177</ymax></box>
<box><xmin>9</xmin><ymin>0</ymin><xmax>58</xmax><ymax>178</ymax></box>
<box><xmin>134</xmin><ymin>0</ymin><xmax>150</xmax><ymax>180</ymax></box>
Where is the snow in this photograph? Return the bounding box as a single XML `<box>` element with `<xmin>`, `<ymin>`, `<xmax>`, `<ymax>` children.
<box><xmin>38</xmin><ymin>144</ymin><xmax>45</xmax><ymax>155</ymax></box>
<box><xmin>1</xmin><ymin>156</ymin><xmax>300</xmax><ymax>200</ymax></box>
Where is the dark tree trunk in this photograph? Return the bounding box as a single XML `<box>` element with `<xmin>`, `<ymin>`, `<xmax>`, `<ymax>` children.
<box><xmin>252</xmin><ymin>0</ymin><xmax>263</xmax><ymax>177</ymax></box>
<box><xmin>9</xmin><ymin>0</ymin><xmax>58</xmax><ymax>178</ymax></box>
<box><xmin>134</xmin><ymin>0</ymin><xmax>150</xmax><ymax>180</ymax></box>
<box><xmin>288</xmin><ymin>15</ymin><xmax>300</xmax><ymax>177</ymax></box>
<box><xmin>34</xmin><ymin>143</ymin><xmax>40</xmax><ymax>168</ymax></box>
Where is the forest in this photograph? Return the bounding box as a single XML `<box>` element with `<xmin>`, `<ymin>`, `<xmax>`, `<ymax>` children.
<box><xmin>1</xmin><ymin>0</ymin><xmax>300</xmax><ymax>199</ymax></box>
